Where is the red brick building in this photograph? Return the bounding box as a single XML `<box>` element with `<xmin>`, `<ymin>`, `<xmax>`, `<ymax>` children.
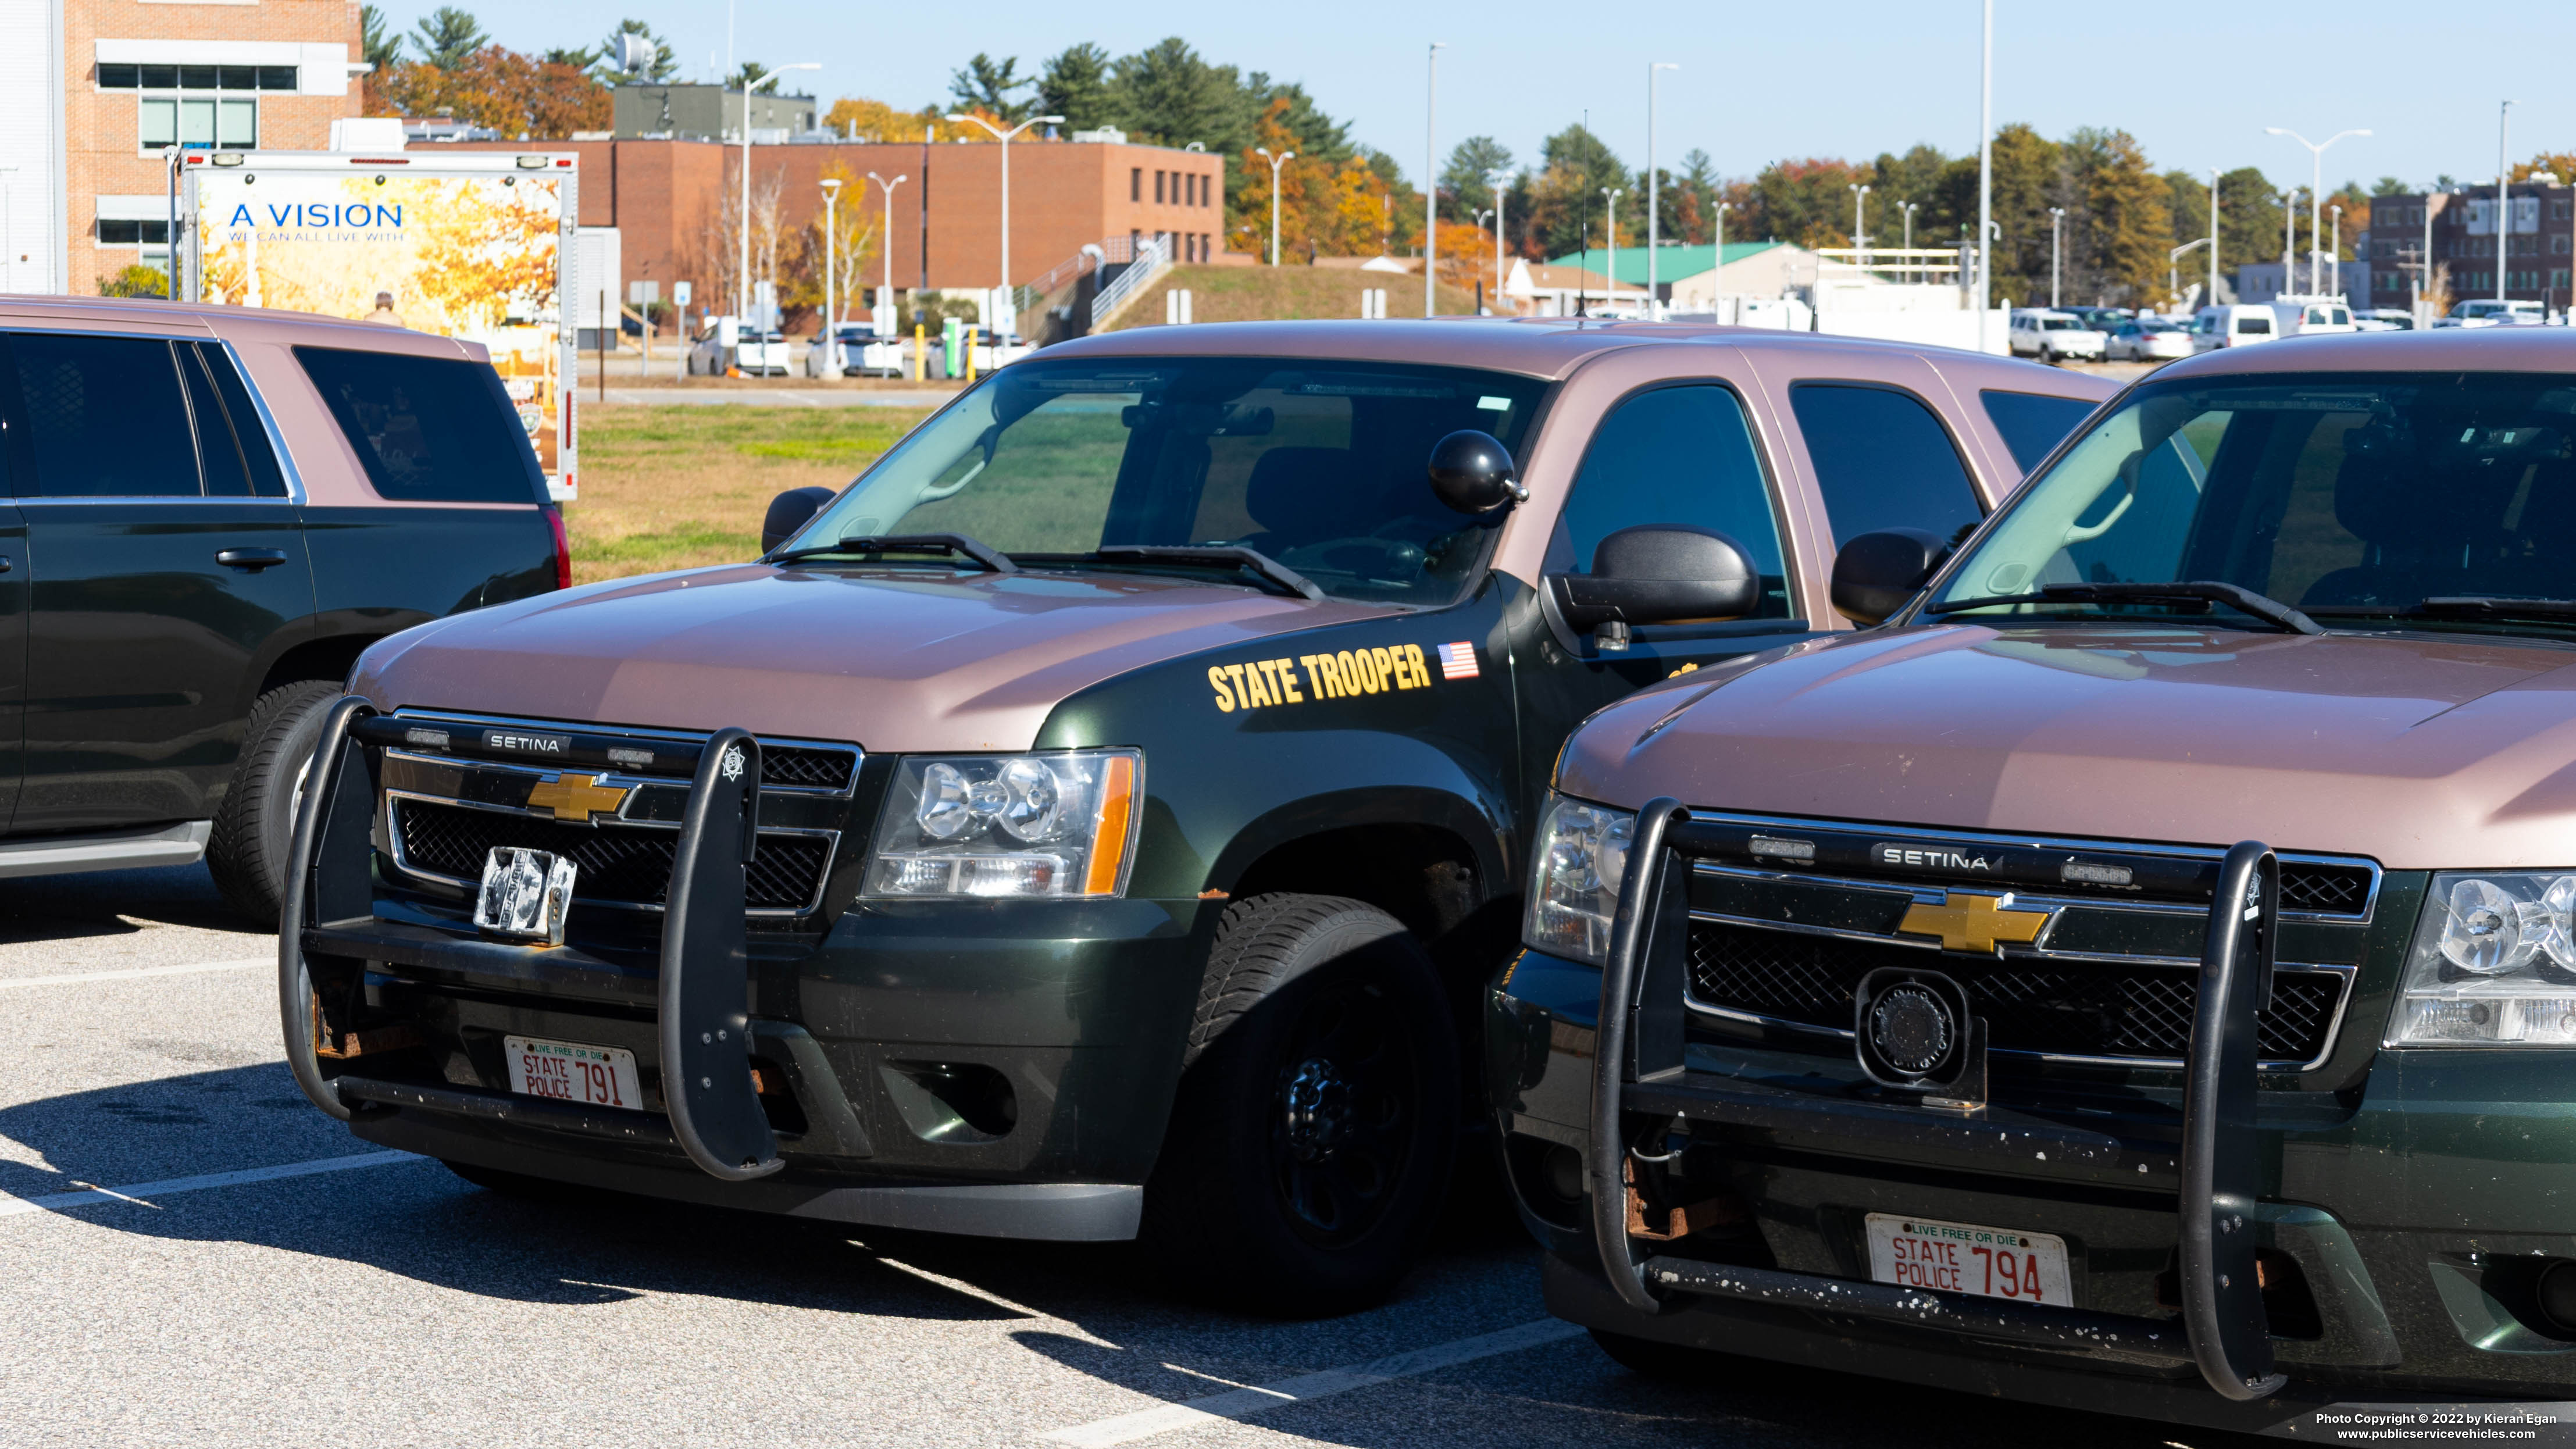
<box><xmin>440</xmin><ymin>134</ymin><xmax>1232</xmax><ymax>310</ymax></box>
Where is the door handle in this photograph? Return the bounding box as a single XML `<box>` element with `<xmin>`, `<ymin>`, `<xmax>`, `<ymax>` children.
<box><xmin>216</xmin><ymin>547</ymin><xmax>290</xmax><ymax>572</ymax></box>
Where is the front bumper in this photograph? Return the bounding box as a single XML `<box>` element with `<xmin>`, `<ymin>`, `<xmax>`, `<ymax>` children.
<box><xmin>280</xmin><ymin>701</ymin><xmax>1208</xmax><ymax>1240</ymax></box>
<box><xmin>1487</xmin><ymin>813</ymin><xmax>2576</xmax><ymax>1417</ymax></box>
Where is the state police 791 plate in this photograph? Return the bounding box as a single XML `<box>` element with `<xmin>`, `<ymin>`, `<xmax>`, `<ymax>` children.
<box><xmin>504</xmin><ymin>1034</ymin><xmax>643</xmax><ymax>1112</ymax></box>
<box><xmin>1865</xmin><ymin>1212</ymin><xmax>2072</xmax><ymax>1305</ymax></box>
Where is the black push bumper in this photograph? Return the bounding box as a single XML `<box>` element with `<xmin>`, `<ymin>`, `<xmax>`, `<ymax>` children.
<box><xmin>1584</xmin><ymin>801</ymin><xmax>2296</xmax><ymax>1405</ymax></box>
<box><xmin>277</xmin><ymin>698</ymin><xmax>1154</xmax><ymax>1240</ymax></box>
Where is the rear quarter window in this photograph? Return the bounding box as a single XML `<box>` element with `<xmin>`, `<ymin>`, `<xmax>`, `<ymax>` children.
<box><xmin>1979</xmin><ymin>389</ymin><xmax>2100</xmax><ymax>473</ymax></box>
<box><xmin>294</xmin><ymin>345</ymin><xmax>544</xmax><ymax>503</ymax></box>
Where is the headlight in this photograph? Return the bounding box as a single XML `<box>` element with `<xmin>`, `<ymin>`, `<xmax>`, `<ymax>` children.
<box><xmin>866</xmin><ymin>750</ymin><xmax>1141</xmax><ymax>900</ymax></box>
<box><xmin>1522</xmin><ymin>793</ymin><xmax>1635</xmax><ymax>966</ymax></box>
<box><xmin>2389</xmin><ymin>870</ymin><xmax>2576</xmax><ymax>1045</ymax></box>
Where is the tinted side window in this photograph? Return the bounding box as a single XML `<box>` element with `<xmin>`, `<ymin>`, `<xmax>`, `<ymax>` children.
<box><xmin>1789</xmin><ymin>383</ymin><xmax>1982</xmax><ymax>548</ymax></box>
<box><xmin>5</xmin><ymin>333</ymin><xmax>202</xmax><ymax>497</ymax></box>
<box><xmin>1981</xmin><ymin>389</ymin><xmax>2099</xmax><ymax>473</ymax></box>
<box><xmin>1558</xmin><ymin>384</ymin><xmax>1790</xmax><ymax>619</ymax></box>
<box><xmin>294</xmin><ymin>345</ymin><xmax>545</xmax><ymax>503</ymax></box>
<box><xmin>194</xmin><ymin>343</ymin><xmax>288</xmax><ymax>497</ymax></box>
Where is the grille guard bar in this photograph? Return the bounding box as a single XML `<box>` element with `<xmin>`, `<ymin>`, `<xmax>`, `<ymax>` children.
<box><xmin>281</xmin><ymin>703</ymin><xmax>784</xmax><ymax>1183</ymax></box>
<box><xmin>1586</xmin><ymin>805</ymin><xmax>2286</xmax><ymax>1402</ymax></box>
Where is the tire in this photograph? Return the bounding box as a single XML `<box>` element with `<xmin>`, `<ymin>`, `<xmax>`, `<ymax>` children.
<box><xmin>1141</xmin><ymin>893</ymin><xmax>1459</xmax><ymax>1318</ymax></box>
<box><xmin>207</xmin><ymin>679</ymin><xmax>344</xmax><ymax>927</ymax></box>
<box><xmin>1587</xmin><ymin>1328</ymin><xmax>1737</xmax><ymax>1383</ymax></box>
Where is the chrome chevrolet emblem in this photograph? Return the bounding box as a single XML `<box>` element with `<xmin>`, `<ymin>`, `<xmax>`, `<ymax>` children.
<box><xmin>1898</xmin><ymin>891</ymin><xmax>2050</xmax><ymax>954</ymax></box>
<box><xmin>524</xmin><ymin>772</ymin><xmax>631</xmax><ymax>822</ymax></box>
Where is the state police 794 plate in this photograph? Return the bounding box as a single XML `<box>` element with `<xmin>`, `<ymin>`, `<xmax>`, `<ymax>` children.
<box><xmin>1865</xmin><ymin>1212</ymin><xmax>2071</xmax><ymax>1305</ymax></box>
<box><xmin>504</xmin><ymin>1034</ymin><xmax>643</xmax><ymax>1112</ymax></box>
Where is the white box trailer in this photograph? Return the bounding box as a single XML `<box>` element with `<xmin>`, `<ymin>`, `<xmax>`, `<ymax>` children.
<box><xmin>177</xmin><ymin>148</ymin><xmax>579</xmax><ymax>500</ymax></box>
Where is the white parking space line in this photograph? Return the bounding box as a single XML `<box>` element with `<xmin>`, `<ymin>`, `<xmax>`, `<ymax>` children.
<box><xmin>0</xmin><ymin>957</ymin><xmax>269</xmax><ymax>990</ymax></box>
<box><xmin>0</xmin><ymin>1149</ymin><xmax>419</xmax><ymax>1219</ymax></box>
<box><xmin>1040</xmin><ymin>1318</ymin><xmax>1585</xmax><ymax>1446</ymax></box>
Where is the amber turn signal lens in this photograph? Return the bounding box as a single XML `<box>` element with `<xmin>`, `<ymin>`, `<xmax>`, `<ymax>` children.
<box><xmin>1083</xmin><ymin>753</ymin><xmax>1137</xmax><ymax>897</ymax></box>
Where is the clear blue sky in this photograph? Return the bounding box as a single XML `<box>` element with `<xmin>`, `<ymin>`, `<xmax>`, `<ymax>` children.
<box><xmin>374</xmin><ymin>1</ymin><xmax>2567</xmax><ymax>197</ymax></box>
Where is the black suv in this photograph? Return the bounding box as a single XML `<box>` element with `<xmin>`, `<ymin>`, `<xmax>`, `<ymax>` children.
<box><xmin>0</xmin><ymin>298</ymin><xmax>564</xmax><ymax>919</ymax></box>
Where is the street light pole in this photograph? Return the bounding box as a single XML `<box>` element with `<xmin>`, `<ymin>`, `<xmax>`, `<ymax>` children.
<box><xmin>1475</xmin><ymin>208</ymin><xmax>1494</xmax><ymax>312</ymax></box>
<box><xmin>737</xmin><ymin>63</ymin><xmax>820</xmax><ymax>324</ymax></box>
<box><xmin>866</xmin><ymin>172</ymin><xmax>906</xmax><ymax>333</ymax></box>
<box><xmin>2498</xmin><ymin>100</ymin><xmax>2517</xmax><ymax>304</ymax></box>
<box><xmin>819</xmin><ymin>176</ymin><xmax>841</xmax><ymax>369</ymax></box>
<box><xmin>1976</xmin><ymin>0</ymin><xmax>1993</xmax><ymax>352</ymax></box>
<box><xmin>1424</xmin><ymin>42</ymin><xmax>1445</xmax><ymax>317</ymax></box>
<box><xmin>1488</xmin><ymin>166</ymin><xmax>1512</xmax><ymax>308</ymax></box>
<box><xmin>2207</xmin><ymin>166</ymin><xmax>2220</xmax><ymax>306</ymax></box>
<box><xmin>944</xmin><ymin>110</ymin><xmax>1065</xmax><ymax>336</ymax></box>
<box><xmin>1714</xmin><ymin>201</ymin><xmax>1729</xmax><ymax>313</ymax></box>
<box><xmin>2047</xmin><ymin>206</ymin><xmax>2064</xmax><ymax>306</ymax></box>
<box><xmin>1648</xmin><ymin>61</ymin><xmax>1677</xmax><ymax>318</ymax></box>
<box><xmin>1900</xmin><ymin>199</ymin><xmax>1918</xmax><ymax>252</ymax></box>
<box><xmin>2331</xmin><ymin>204</ymin><xmax>2342</xmax><ymax>299</ymax></box>
<box><xmin>2264</xmin><ymin>126</ymin><xmax>2368</xmax><ymax>295</ymax></box>
<box><xmin>1851</xmin><ymin>183</ymin><xmax>1871</xmax><ymax>265</ymax></box>
<box><xmin>2282</xmin><ymin>190</ymin><xmax>2299</xmax><ymax>295</ymax></box>
<box><xmin>1255</xmin><ymin>148</ymin><xmax>1295</xmax><ymax>266</ymax></box>
<box><xmin>1602</xmin><ymin>188</ymin><xmax>1622</xmax><ymax>314</ymax></box>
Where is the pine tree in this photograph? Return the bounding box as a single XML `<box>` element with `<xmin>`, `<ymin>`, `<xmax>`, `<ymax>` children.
<box><xmin>1037</xmin><ymin>44</ymin><xmax>1114</xmax><ymax>133</ymax></box>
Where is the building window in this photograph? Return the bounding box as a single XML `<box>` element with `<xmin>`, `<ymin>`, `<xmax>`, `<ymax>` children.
<box><xmin>1130</xmin><ymin>169</ymin><xmax>1141</xmax><ymax>202</ymax></box>
<box><xmin>98</xmin><ymin>64</ymin><xmax>297</xmax><ymax>91</ymax></box>
<box><xmin>2557</xmin><ymin>234</ymin><xmax>2572</xmax><ymax>255</ymax></box>
<box><xmin>140</xmin><ymin>95</ymin><xmax>256</xmax><ymax>151</ymax></box>
<box><xmin>2556</xmin><ymin>269</ymin><xmax>2571</xmax><ymax>291</ymax></box>
<box><xmin>97</xmin><ymin>219</ymin><xmax>170</xmax><ymax>245</ymax></box>
<box><xmin>2556</xmin><ymin>198</ymin><xmax>2572</xmax><ymax>220</ymax></box>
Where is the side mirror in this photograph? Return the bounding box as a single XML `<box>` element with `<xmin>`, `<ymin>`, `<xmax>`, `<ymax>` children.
<box><xmin>1829</xmin><ymin>527</ymin><xmax>1949</xmax><ymax>625</ymax></box>
<box><xmin>1428</xmin><ymin>429</ymin><xmax>1526</xmax><ymax>515</ymax></box>
<box><xmin>1550</xmin><ymin>526</ymin><xmax>1760</xmax><ymax>644</ymax></box>
<box><xmin>761</xmin><ymin>486</ymin><xmax>837</xmax><ymax>554</ymax></box>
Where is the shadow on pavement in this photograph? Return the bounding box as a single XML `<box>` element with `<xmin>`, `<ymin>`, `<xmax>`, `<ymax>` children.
<box><xmin>0</xmin><ymin>861</ymin><xmax>265</xmax><ymax>945</ymax></box>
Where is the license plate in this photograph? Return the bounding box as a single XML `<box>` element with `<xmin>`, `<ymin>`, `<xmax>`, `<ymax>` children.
<box><xmin>1865</xmin><ymin>1212</ymin><xmax>2072</xmax><ymax>1305</ymax></box>
<box><xmin>504</xmin><ymin>1034</ymin><xmax>643</xmax><ymax>1112</ymax></box>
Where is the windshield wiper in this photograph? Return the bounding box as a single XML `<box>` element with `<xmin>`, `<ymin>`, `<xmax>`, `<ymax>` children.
<box><xmin>1017</xmin><ymin>545</ymin><xmax>1326</xmax><ymax>602</ymax></box>
<box><xmin>769</xmin><ymin>532</ymin><xmax>1018</xmax><ymax>573</ymax></box>
<box><xmin>2307</xmin><ymin>596</ymin><xmax>2576</xmax><ymax>624</ymax></box>
<box><xmin>1926</xmin><ymin>580</ymin><xmax>2324</xmax><ymax>636</ymax></box>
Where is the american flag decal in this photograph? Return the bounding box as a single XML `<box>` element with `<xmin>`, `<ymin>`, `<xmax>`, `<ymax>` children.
<box><xmin>1436</xmin><ymin>642</ymin><xmax>1479</xmax><ymax>681</ymax></box>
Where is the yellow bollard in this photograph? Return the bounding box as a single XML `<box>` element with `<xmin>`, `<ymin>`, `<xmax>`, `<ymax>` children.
<box><xmin>965</xmin><ymin>334</ymin><xmax>977</xmax><ymax>385</ymax></box>
<box><xmin>914</xmin><ymin>323</ymin><xmax>926</xmax><ymax>383</ymax></box>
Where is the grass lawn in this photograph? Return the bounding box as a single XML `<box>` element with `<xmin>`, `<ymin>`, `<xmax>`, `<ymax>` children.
<box><xmin>566</xmin><ymin>404</ymin><xmax>933</xmax><ymax>583</ymax></box>
<box><xmin>1105</xmin><ymin>264</ymin><xmax>1486</xmax><ymax>329</ymax></box>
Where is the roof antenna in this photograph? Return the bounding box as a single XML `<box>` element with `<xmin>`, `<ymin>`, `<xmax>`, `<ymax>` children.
<box><xmin>1576</xmin><ymin>110</ymin><xmax>1590</xmax><ymax>323</ymax></box>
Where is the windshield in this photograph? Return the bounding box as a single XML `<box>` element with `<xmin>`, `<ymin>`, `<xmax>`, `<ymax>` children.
<box><xmin>790</xmin><ymin>356</ymin><xmax>1550</xmax><ymax>604</ymax></box>
<box><xmin>1929</xmin><ymin>372</ymin><xmax>2576</xmax><ymax>632</ymax></box>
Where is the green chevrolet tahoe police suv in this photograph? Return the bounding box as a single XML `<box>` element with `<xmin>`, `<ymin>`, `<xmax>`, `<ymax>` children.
<box><xmin>279</xmin><ymin>319</ymin><xmax>2106</xmax><ymax>1315</ymax></box>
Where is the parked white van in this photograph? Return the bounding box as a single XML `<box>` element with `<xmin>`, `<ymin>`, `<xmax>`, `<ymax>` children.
<box><xmin>2273</xmin><ymin>297</ymin><xmax>2356</xmax><ymax>336</ymax></box>
<box><xmin>2188</xmin><ymin>304</ymin><xmax>2278</xmax><ymax>351</ymax></box>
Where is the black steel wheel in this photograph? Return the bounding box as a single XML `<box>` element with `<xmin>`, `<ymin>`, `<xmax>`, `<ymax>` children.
<box><xmin>1143</xmin><ymin>893</ymin><xmax>1457</xmax><ymax>1318</ymax></box>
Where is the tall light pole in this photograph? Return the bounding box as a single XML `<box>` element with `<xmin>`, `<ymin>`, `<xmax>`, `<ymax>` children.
<box><xmin>2281</xmin><ymin>190</ymin><xmax>2299</xmax><ymax>297</ymax></box>
<box><xmin>1714</xmin><ymin>200</ymin><xmax>1730</xmax><ymax>305</ymax></box>
<box><xmin>1976</xmin><ymin>0</ymin><xmax>1993</xmax><ymax>351</ymax></box>
<box><xmin>1488</xmin><ymin>166</ymin><xmax>1512</xmax><ymax>306</ymax></box>
<box><xmin>1648</xmin><ymin>61</ymin><xmax>1678</xmax><ymax>317</ymax></box>
<box><xmin>2207</xmin><ymin>166</ymin><xmax>2220</xmax><ymax>306</ymax></box>
<box><xmin>2047</xmin><ymin>206</ymin><xmax>2065</xmax><ymax>306</ymax></box>
<box><xmin>1423</xmin><ymin>41</ymin><xmax>1446</xmax><ymax>317</ymax></box>
<box><xmin>1475</xmin><ymin>208</ymin><xmax>1495</xmax><ymax>312</ymax></box>
<box><xmin>866</xmin><ymin>171</ymin><xmax>906</xmax><ymax>330</ymax></box>
<box><xmin>819</xmin><ymin>176</ymin><xmax>843</xmax><ymax>368</ymax></box>
<box><xmin>1899</xmin><ymin>199</ymin><xmax>1918</xmax><ymax>252</ymax></box>
<box><xmin>2264</xmin><ymin>126</ymin><xmax>2368</xmax><ymax>296</ymax></box>
<box><xmin>738</xmin><ymin>62</ymin><xmax>820</xmax><ymax>322</ymax></box>
<box><xmin>1602</xmin><ymin>188</ymin><xmax>1622</xmax><ymax>314</ymax></box>
<box><xmin>945</xmin><ymin>109</ymin><xmax>1065</xmax><ymax>336</ymax></box>
<box><xmin>1256</xmin><ymin>147</ymin><xmax>1295</xmax><ymax>266</ymax></box>
<box><xmin>2497</xmin><ymin>101</ymin><xmax>2517</xmax><ymax>303</ymax></box>
<box><xmin>1850</xmin><ymin>183</ymin><xmax>1871</xmax><ymax>264</ymax></box>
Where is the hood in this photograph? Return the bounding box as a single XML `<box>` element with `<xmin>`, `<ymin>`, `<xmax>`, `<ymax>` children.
<box><xmin>354</xmin><ymin>563</ymin><xmax>1400</xmax><ymax>752</ymax></box>
<box><xmin>1558</xmin><ymin>623</ymin><xmax>2576</xmax><ymax>870</ymax></box>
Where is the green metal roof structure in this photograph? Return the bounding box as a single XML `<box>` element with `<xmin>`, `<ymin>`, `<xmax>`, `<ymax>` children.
<box><xmin>1540</xmin><ymin>240</ymin><xmax>1786</xmax><ymax>286</ymax></box>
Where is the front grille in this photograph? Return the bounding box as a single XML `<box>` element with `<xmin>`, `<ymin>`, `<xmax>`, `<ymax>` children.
<box><xmin>1686</xmin><ymin>920</ymin><xmax>2345</xmax><ymax>1066</ymax></box>
<box><xmin>394</xmin><ymin>800</ymin><xmax>831</xmax><ymax>912</ymax></box>
<box><xmin>761</xmin><ymin>744</ymin><xmax>857</xmax><ymax>791</ymax></box>
<box><xmin>2279</xmin><ymin>862</ymin><xmax>2372</xmax><ymax>915</ymax></box>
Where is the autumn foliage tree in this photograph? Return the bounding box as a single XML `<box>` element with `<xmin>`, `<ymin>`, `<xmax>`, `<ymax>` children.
<box><xmin>369</xmin><ymin>43</ymin><xmax>611</xmax><ymax>138</ymax></box>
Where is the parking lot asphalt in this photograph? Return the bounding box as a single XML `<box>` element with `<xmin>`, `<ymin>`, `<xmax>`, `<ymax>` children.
<box><xmin>0</xmin><ymin>866</ymin><xmax>2260</xmax><ymax>1448</ymax></box>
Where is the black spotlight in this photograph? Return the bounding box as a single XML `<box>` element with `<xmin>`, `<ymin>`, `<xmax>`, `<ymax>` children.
<box><xmin>1854</xmin><ymin>967</ymin><xmax>1984</xmax><ymax>1101</ymax></box>
<box><xmin>2538</xmin><ymin>1260</ymin><xmax>2576</xmax><ymax>1336</ymax></box>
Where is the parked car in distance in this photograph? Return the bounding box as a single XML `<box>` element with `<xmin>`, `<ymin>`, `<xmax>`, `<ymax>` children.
<box><xmin>2188</xmin><ymin>303</ymin><xmax>2278</xmax><ymax>350</ymax></box>
<box><xmin>803</xmin><ymin>323</ymin><xmax>905</xmax><ymax>378</ymax></box>
<box><xmin>2274</xmin><ymin>297</ymin><xmax>2357</xmax><ymax>336</ymax></box>
<box><xmin>279</xmin><ymin>319</ymin><xmax>2111</xmax><ymax>1319</ymax></box>
<box><xmin>687</xmin><ymin>318</ymin><xmax>791</xmax><ymax>376</ymax></box>
<box><xmin>2064</xmin><ymin>305</ymin><xmax>2131</xmax><ymax>333</ymax></box>
<box><xmin>1507</xmin><ymin>324</ymin><xmax>2576</xmax><ymax>1432</ymax></box>
<box><xmin>2352</xmin><ymin>308</ymin><xmax>2414</xmax><ymax>331</ymax></box>
<box><xmin>0</xmin><ymin>295</ymin><xmax>565</xmax><ymax>921</ymax></box>
<box><xmin>2440</xmin><ymin>298</ymin><xmax>2548</xmax><ymax>327</ymax></box>
<box><xmin>2105</xmin><ymin>315</ymin><xmax>2193</xmax><ymax>362</ymax></box>
<box><xmin>2009</xmin><ymin>310</ymin><xmax>2107</xmax><ymax>365</ymax></box>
